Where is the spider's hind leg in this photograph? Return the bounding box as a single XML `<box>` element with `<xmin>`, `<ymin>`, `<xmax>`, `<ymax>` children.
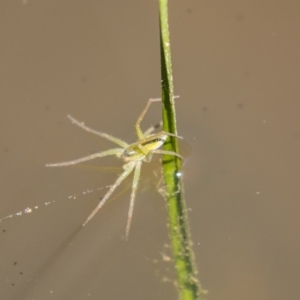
<box><xmin>135</xmin><ymin>98</ymin><xmax>161</xmax><ymax>140</ymax></box>
<box><xmin>125</xmin><ymin>160</ymin><xmax>142</xmax><ymax>240</ymax></box>
<box><xmin>137</xmin><ymin>96</ymin><xmax>180</xmax><ymax>138</ymax></box>
<box><xmin>143</xmin><ymin>121</ymin><xmax>162</xmax><ymax>136</ymax></box>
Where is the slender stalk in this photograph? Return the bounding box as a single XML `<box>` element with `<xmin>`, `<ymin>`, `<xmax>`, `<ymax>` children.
<box><xmin>159</xmin><ymin>1</ymin><xmax>203</xmax><ymax>299</ymax></box>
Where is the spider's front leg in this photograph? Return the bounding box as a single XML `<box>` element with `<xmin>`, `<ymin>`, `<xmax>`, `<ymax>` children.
<box><xmin>46</xmin><ymin>148</ymin><xmax>124</xmax><ymax>167</ymax></box>
<box><xmin>67</xmin><ymin>115</ymin><xmax>129</xmax><ymax>148</ymax></box>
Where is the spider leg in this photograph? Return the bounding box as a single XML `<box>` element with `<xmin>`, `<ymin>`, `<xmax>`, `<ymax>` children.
<box><xmin>143</xmin><ymin>121</ymin><xmax>162</xmax><ymax>136</ymax></box>
<box><xmin>140</xmin><ymin>96</ymin><xmax>180</xmax><ymax>137</ymax></box>
<box><xmin>125</xmin><ymin>160</ymin><xmax>142</xmax><ymax>240</ymax></box>
<box><xmin>67</xmin><ymin>115</ymin><xmax>129</xmax><ymax>148</ymax></box>
<box><xmin>161</xmin><ymin>131</ymin><xmax>183</xmax><ymax>139</ymax></box>
<box><xmin>135</xmin><ymin>98</ymin><xmax>162</xmax><ymax>140</ymax></box>
<box><xmin>82</xmin><ymin>161</ymin><xmax>136</xmax><ymax>227</ymax></box>
<box><xmin>152</xmin><ymin>149</ymin><xmax>183</xmax><ymax>160</ymax></box>
<box><xmin>46</xmin><ymin>148</ymin><xmax>124</xmax><ymax>167</ymax></box>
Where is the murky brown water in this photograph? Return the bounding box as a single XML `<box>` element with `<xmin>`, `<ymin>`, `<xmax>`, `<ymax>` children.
<box><xmin>1</xmin><ymin>1</ymin><xmax>300</xmax><ymax>300</ymax></box>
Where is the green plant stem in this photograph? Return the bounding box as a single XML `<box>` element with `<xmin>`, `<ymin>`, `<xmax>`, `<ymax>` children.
<box><xmin>159</xmin><ymin>1</ymin><xmax>202</xmax><ymax>299</ymax></box>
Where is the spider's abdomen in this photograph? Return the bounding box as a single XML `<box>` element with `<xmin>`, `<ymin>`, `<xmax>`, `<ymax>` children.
<box><xmin>122</xmin><ymin>133</ymin><xmax>168</xmax><ymax>162</ymax></box>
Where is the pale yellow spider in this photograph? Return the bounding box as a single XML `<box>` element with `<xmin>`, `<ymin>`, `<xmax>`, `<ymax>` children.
<box><xmin>46</xmin><ymin>98</ymin><xmax>182</xmax><ymax>239</ymax></box>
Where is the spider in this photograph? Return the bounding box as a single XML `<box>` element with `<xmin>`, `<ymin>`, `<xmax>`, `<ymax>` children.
<box><xmin>46</xmin><ymin>98</ymin><xmax>182</xmax><ymax>239</ymax></box>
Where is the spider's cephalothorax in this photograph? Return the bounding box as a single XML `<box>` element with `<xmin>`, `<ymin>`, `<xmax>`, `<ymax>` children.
<box><xmin>46</xmin><ymin>98</ymin><xmax>182</xmax><ymax>240</ymax></box>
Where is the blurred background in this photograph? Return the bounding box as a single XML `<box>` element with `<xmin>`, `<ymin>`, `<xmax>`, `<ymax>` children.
<box><xmin>0</xmin><ymin>1</ymin><xmax>300</xmax><ymax>299</ymax></box>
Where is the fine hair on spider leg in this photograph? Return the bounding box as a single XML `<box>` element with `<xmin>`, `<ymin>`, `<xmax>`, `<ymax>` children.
<box><xmin>46</xmin><ymin>98</ymin><xmax>182</xmax><ymax>239</ymax></box>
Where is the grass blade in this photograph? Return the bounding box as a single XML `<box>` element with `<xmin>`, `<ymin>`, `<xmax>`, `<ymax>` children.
<box><xmin>159</xmin><ymin>1</ymin><xmax>203</xmax><ymax>299</ymax></box>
